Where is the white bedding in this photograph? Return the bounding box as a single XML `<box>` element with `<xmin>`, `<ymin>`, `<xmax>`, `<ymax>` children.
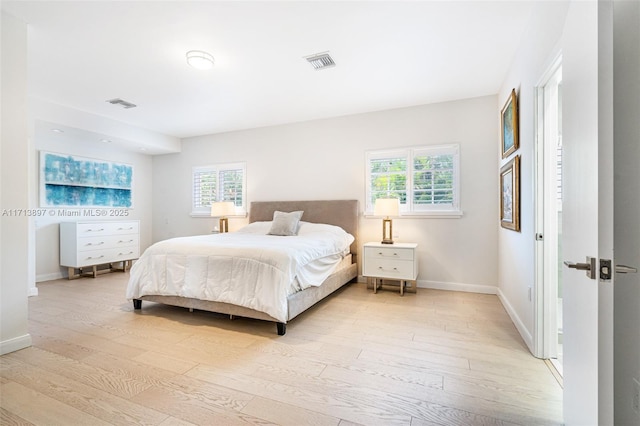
<box><xmin>126</xmin><ymin>221</ymin><xmax>354</xmax><ymax>322</ymax></box>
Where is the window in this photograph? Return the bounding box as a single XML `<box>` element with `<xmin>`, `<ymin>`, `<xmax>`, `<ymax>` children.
<box><xmin>366</xmin><ymin>144</ymin><xmax>461</xmax><ymax>216</ymax></box>
<box><xmin>192</xmin><ymin>162</ymin><xmax>246</xmax><ymax>216</ymax></box>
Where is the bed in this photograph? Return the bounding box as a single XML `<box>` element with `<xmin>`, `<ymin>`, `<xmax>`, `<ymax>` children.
<box><xmin>127</xmin><ymin>200</ymin><xmax>359</xmax><ymax>335</ymax></box>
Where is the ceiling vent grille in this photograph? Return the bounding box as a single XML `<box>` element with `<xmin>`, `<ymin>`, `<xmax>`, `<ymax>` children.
<box><xmin>106</xmin><ymin>98</ymin><xmax>137</xmax><ymax>109</ymax></box>
<box><xmin>305</xmin><ymin>52</ymin><xmax>335</xmax><ymax>70</ymax></box>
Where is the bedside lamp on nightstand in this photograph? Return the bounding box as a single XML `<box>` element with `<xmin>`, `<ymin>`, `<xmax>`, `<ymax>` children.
<box><xmin>374</xmin><ymin>198</ymin><xmax>400</xmax><ymax>244</ymax></box>
<box><xmin>211</xmin><ymin>201</ymin><xmax>235</xmax><ymax>233</ymax></box>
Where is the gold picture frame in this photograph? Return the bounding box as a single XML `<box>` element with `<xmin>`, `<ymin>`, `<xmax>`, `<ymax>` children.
<box><xmin>500</xmin><ymin>155</ymin><xmax>520</xmax><ymax>231</ymax></box>
<box><xmin>501</xmin><ymin>88</ymin><xmax>519</xmax><ymax>158</ymax></box>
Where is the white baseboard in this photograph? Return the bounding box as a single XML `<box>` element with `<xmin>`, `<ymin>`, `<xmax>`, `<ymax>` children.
<box><xmin>418</xmin><ymin>279</ymin><xmax>498</xmax><ymax>295</ymax></box>
<box><xmin>357</xmin><ymin>276</ymin><xmax>498</xmax><ymax>295</ymax></box>
<box><xmin>37</xmin><ymin>272</ymin><xmax>64</xmax><ymax>282</ymax></box>
<box><xmin>28</xmin><ymin>286</ymin><xmax>38</xmax><ymax>297</ymax></box>
<box><xmin>497</xmin><ymin>288</ymin><xmax>534</xmax><ymax>353</ymax></box>
<box><xmin>0</xmin><ymin>334</ymin><xmax>32</xmax><ymax>355</ymax></box>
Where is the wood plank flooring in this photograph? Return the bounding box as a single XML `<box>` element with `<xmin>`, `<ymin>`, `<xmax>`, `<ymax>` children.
<box><xmin>0</xmin><ymin>274</ymin><xmax>563</xmax><ymax>425</ymax></box>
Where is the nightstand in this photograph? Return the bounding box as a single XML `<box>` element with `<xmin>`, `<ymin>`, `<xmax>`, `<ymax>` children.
<box><xmin>363</xmin><ymin>242</ymin><xmax>418</xmax><ymax>296</ymax></box>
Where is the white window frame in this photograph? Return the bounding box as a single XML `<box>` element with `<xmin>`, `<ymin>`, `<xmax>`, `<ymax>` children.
<box><xmin>365</xmin><ymin>144</ymin><xmax>462</xmax><ymax>217</ymax></box>
<box><xmin>191</xmin><ymin>162</ymin><xmax>247</xmax><ymax>217</ymax></box>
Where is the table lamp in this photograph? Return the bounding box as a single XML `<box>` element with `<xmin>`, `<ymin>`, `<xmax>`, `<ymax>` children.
<box><xmin>210</xmin><ymin>201</ymin><xmax>235</xmax><ymax>233</ymax></box>
<box><xmin>374</xmin><ymin>198</ymin><xmax>400</xmax><ymax>244</ymax></box>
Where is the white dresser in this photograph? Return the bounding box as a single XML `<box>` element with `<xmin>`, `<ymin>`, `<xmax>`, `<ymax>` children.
<box><xmin>60</xmin><ymin>220</ymin><xmax>140</xmax><ymax>279</ymax></box>
<box><xmin>363</xmin><ymin>242</ymin><xmax>418</xmax><ymax>295</ymax></box>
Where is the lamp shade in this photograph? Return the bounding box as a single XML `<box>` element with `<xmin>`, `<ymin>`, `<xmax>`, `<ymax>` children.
<box><xmin>210</xmin><ymin>201</ymin><xmax>235</xmax><ymax>217</ymax></box>
<box><xmin>374</xmin><ymin>198</ymin><xmax>400</xmax><ymax>217</ymax></box>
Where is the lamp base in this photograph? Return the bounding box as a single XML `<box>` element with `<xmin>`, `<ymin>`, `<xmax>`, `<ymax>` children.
<box><xmin>219</xmin><ymin>217</ymin><xmax>229</xmax><ymax>233</ymax></box>
<box><xmin>381</xmin><ymin>218</ymin><xmax>393</xmax><ymax>244</ymax></box>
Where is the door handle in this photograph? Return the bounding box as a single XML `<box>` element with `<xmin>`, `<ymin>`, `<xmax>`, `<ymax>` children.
<box><xmin>615</xmin><ymin>265</ymin><xmax>638</xmax><ymax>274</ymax></box>
<box><xmin>564</xmin><ymin>261</ymin><xmax>592</xmax><ymax>271</ymax></box>
<box><xmin>564</xmin><ymin>256</ymin><xmax>596</xmax><ymax>279</ymax></box>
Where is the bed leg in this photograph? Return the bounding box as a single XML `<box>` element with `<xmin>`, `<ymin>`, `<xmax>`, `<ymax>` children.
<box><xmin>133</xmin><ymin>299</ymin><xmax>142</xmax><ymax>310</ymax></box>
<box><xmin>276</xmin><ymin>322</ymin><xmax>286</xmax><ymax>336</ymax></box>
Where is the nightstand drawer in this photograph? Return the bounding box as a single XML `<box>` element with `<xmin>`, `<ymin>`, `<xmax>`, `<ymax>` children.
<box><xmin>363</xmin><ymin>258</ymin><xmax>416</xmax><ymax>280</ymax></box>
<box><xmin>364</xmin><ymin>246</ymin><xmax>415</xmax><ymax>261</ymax></box>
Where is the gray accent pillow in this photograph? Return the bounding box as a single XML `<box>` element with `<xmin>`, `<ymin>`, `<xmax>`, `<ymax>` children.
<box><xmin>268</xmin><ymin>210</ymin><xmax>304</xmax><ymax>236</ymax></box>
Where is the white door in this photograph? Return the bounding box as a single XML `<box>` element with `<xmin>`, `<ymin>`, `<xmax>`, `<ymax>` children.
<box><xmin>534</xmin><ymin>58</ymin><xmax>563</xmax><ymax>370</ymax></box>
<box><xmin>612</xmin><ymin>1</ymin><xmax>640</xmax><ymax>424</ymax></box>
<box><xmin>561</xmin><ymin>1</ymin><xmax>614</xmax><ymax>424</ymax></box>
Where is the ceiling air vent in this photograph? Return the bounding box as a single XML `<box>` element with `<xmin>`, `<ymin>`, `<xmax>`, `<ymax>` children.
<box><xmin>304</xmin><ymin>52</ymin><xmax>335</xmax><ymax>70</ymax></box>
<box><xmin>106</xmin><ymin>98</ymin><xmax>137</xmax><ymax>109</ymax></box>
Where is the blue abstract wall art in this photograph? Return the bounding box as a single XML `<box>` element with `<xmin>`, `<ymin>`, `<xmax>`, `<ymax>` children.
<box><xmin>40</xmin><ymin>151</ymin><xmax>133</xmax><ymax>208</ymax></box>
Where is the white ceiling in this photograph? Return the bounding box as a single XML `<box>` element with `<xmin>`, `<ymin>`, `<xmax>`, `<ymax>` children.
<box><xmin>3</xmin><ymin>1</ymin><xmax>536</xmax><ymax>140</ymax></box>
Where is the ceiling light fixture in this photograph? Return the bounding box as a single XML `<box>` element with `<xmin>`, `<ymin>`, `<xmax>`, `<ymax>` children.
<box><xmin>186</xmin><ymin>50</ymin><xmax>215</xmax><ymax>70</ymax></box>
<box><xmin>304</xmin><ymin>52</ymin><xmax>335</xmax><ymax>70</ymax></box>
<box><xmin>51</xmin><ymin>128</ymin><xmax>64</xmax><ymax>133</ymax></box>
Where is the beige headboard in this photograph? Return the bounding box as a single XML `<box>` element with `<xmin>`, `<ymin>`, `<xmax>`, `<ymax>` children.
<box><xmin>249</xmin><ymin>200</ymin><xmax>359</xmax><ymax>261</ymax></box>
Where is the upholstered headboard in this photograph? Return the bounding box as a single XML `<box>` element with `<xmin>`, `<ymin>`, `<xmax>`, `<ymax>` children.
<box><xmin>249</xmin><ymin>200</ymin><xmax>359</xmax><ymax>261</ymax></box>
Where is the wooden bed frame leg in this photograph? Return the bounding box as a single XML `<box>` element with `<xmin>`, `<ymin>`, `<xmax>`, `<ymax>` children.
<box><xmin>133</xmin><ymin>299</ymin><xmax>142</xmax><ymax>310</ymax></box>
<box><xmin>276</xmin><ymin>322</ymin><xmax>286</xmax><ymax>336</ymax></box>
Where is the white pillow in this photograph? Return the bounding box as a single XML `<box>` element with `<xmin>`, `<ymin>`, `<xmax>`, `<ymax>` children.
<box><xmin>268</xmin><ymin>210</ymin><xmax>304</xmax><ymax>236</ymax></box>
<box><xmin>297</xmin><ymin>222</ymin><xmax>355</xmax><ymax>252</ymax></box>
<box><xmin>235</xmin><ymin>221</ymin><xmax>272</xmax><ymax>234</ymax></box>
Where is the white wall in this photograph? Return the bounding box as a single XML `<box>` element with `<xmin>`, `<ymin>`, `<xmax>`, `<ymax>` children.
<box><xmin>1</xmin><ymin>11</ymin><xmax>32</xmax><ymax>354</ymax></box>
<box><xmin>497</xmin><ymin>1</ymin><xmax>570</xmax><ymax>351</ymax></box>
<box><xmin>30</xmin><ymin>103</ymin><xmax>156</xmax><ymax>281</ymax></box>
<box><xmin>153</xmin><ymin>96</ymin><xmax>499</xmax><ymax>292</ymax></box>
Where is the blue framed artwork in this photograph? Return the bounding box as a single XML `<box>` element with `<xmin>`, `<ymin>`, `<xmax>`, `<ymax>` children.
<box><xmin>40</xmin><ymin>151</ymin><xmax>133</xmax><ymax>208</ymax></box>
<box><xmin>501</xmin><ymin>88</ymin><xmax>519</xmax><ymax>159</ymax></box>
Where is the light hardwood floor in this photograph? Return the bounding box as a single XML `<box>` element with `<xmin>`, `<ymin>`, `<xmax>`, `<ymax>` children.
<box><xmin>1</xmin><ymin>274</ymin><xmax>563</xmax><ymax>425</ymax></box>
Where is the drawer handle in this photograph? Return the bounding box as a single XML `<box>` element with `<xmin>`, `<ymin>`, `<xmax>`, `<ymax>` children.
<box><xmin>378</xmin><ymin>266</ymin><xmax>398</xmax><ymax>271</ymax></box>
<box><xmin>86</xmin><ymin>242</ymin><xmax>104</xmax><ymax>246</ymax></box>
<box><xmin>118</xmin><ymin>251</ymin><xmax>134</xmax><ymax>256</ymax></box>
<box><xmin>118</xmin><ymin>227</ymin><xmax>134</xmax><ymax>230</ymax></box>
<box><xmin>86</xmin><ymin>228</ymin><xmax>105</xmax><ymax>232</ymax></box>
<box><xmin>118</xmin><ymin>240</ymin><xmax>134</xmax><ymax>243</ymax></box>
<box><xmin>378</xmin><ymin>252</ymin><xmax>398</xmax><ymax>256</ymax></box>
<box><xmin>86</xmin><ymin>255</ymin><xmax>105</xmax><ymax>260</ymax></box>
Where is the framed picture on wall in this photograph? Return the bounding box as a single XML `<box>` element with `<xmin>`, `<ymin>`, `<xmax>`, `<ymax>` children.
<box><xmin>501</xmin><ymin>88</ymin><xmax>519</xmax><ymax>158</ymax></box>
<box><xmin>500</xmin><ymin>155</ymin><xmax>520</xmax><ymax>231</ymax></box>
<box><xmin>40</xmin><ymin>151</ymin><xmax>133</xmax><ymax>208</ymax></box>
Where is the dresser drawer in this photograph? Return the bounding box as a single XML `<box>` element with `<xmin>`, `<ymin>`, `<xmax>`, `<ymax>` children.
<box><xmin>76</xmin><ymin>221</ymin><xmax>139</xmax><ymax>237</ymax></box>
<box><xmin>75</xmin><ymin>247</ymin><xmax>140</xmax><ymax>267</ymax></box>
<box><xmin>76</xmin><ymin>235</ymin><xmax>139</xmax><ymax>252</ymax></box>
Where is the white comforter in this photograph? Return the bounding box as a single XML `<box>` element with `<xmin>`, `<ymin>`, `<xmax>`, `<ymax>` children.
<box><xmin>126</xmin><ymin>221</ymin><xmax>354</xmax><ymax>322</ymax></box>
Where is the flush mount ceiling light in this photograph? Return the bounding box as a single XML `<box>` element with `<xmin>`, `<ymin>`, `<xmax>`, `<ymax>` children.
<box><xmin>186</xmin><ymin>50</ymin><xmax>215</xmax><ymax>70</ymax></box>
<box><xmin>304</xmin><ymin>52</ymin><xmax>335</xmax><ymax>70</ymax></box>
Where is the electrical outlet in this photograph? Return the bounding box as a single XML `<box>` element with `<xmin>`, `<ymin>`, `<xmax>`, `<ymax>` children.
<box><xmin>633</xmin><ymin>377</ymin><xmax>640</xmax><ymax>415</ymax></box>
